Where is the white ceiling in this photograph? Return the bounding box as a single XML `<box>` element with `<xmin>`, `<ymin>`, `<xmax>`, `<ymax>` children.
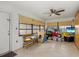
<box><xmin>7</xmin><ymin>1</ymin><xmax>79</xmax><ymax>21</ymax></box>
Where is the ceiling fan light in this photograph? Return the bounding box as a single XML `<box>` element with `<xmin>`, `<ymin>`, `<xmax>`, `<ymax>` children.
<box><xmin>51</xmin><ymin>13</ymin><xmax>55</xmax><ymax>16</ymax></box>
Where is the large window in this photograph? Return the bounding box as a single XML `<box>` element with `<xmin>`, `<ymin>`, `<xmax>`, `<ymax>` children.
<box><xmin>20</xmin><ymin>24</ymin><xmax>27</xmax><ymax>29</ymax></box>
<box><xmin>40</xmin><ymin>26</ymin><xmax>45</xmax><ymax>32</ymax></box>
<box><xmin>19</xmin><ymin>23</ymin><xmax>45</xmax><ymax>36</ymax></box>
<box><xmin>33</xmin><ymin>25</ymin><xmax>39</xmax><ymax>34</ymax></box>
<box><xmin>19</xmin><ymin>24</ymin><xmax>32</xmax><ymax>36</ymax></box>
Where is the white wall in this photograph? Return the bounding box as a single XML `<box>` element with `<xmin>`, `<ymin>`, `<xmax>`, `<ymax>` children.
<box><xmin>0</xmin><ymin>2</ymin><xmax>42</xmax><ymax>51</ymax></box>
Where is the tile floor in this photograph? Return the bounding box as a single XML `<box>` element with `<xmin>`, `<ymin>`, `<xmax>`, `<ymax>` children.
<box><xmin>15</xmin><ymin>40</ymin><xmax>79</xmax><ymax>57</ymax></box>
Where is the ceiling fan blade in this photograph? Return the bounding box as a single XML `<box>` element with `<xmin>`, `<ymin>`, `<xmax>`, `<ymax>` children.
<box><xmin>50</xmin><ymin>9</ymin><xmax>54</xmax><ymax>13</ymax></box>
<box><xmin>55</xmin><ymin>13</ymin><xmax>61</xmax><ymax>15</ymax></box>
<box><xmin>57</xmin><ymin>10</ymin><xmax>65</xmax><ymax>12</ymax></box>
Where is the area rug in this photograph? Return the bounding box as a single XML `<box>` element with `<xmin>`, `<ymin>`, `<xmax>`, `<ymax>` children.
<box><xmin>0</xmin><ymin>51</ymin><xmax>17</xmax><ymax>57</ymax></box>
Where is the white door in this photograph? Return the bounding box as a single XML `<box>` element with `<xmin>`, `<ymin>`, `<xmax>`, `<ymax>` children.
<box><xmin>0</xmin><ymin>12</ymin><xmax>10</xmax><ymax>55</ymax></box>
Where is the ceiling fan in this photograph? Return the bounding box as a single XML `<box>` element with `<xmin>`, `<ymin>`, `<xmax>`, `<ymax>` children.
<box><xmin>46</xmin><ymin>9</ymin><xmax>65</xmax><ymax>16</ymax></box>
